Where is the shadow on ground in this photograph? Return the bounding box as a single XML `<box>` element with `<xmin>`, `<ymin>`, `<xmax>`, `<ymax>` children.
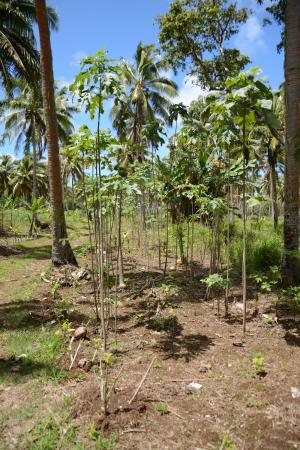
<box><xmin>0</xmin><ymin>298</ymin><xmax>90</xmax><ymax>331</ymax></box>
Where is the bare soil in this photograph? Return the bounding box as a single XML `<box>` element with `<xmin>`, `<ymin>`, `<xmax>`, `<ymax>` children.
<box><xmin>0</xmin><ymin>249</ymin><xmax>299</xmax><ymax>450</ymax></box>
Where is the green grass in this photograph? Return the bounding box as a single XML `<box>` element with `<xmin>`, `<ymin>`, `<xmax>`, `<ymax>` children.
<box><xmin>0</xmin><ymin>327</ymin><xmax>66</xmax><ymax>384</ymax></box>
<box><xmin>2</xmin><ymin>208</ymin><xmax>88</xmax><ymax>236</ymax></box>
<box><xmin>26</xmin><ymin>413</ymin><xmax>82</xmax><ymax>450</ymax></box>
<box><xmin>0</xmin><ymin>413</ymin><xmax>7</xmax><ymax>449</ymax></box>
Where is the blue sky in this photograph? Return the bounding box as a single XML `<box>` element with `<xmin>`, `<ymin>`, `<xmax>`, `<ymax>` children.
<box><xmin>0</xmin><ymin>0</ymin><xmax>283</xmax><ymax>157</ymax></box>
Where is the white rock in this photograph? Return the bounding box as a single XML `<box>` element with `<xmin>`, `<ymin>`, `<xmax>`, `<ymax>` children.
<box><xmin>232</xmin><ymin>302</ymin><xmax>243</xmax><ymax>313</ymax></box>
<box><xmin>187</xmin><ymin>382</ymin><xmax>203</xmax><ymax>393</ymax></box>
<box><xmin>71</xmin><ymin>269</ymin><xmax>88</xmax><ymax>281</ymax></box>
<box><xmin>73</xmin><ymin>326</ymin><xmax>87</xmax><ymax>339</ymax></box>
<box><xmin>291</xmin><ymin>387</ymin><xmax>300</xmax><ymax>399</ymax></box>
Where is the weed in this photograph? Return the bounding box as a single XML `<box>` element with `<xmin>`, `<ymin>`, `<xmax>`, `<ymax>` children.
<box><xmin>285</xmin><ymin>287</ymin><xmax>300</xmax><ymax>318</ymax></box>
<box><xmin>89</xmin><ymin>424</ymin><xmax>118</xmax><ymax>449</ymax></box>
<box><xmin>29</xmin><ymin>417</ymin><xmax>61</xmax><ymax>449</ymax></box>
<box><xmin>26</xmin><ymin>408</ymin><xmax>83</xmax><ymax>450</ymax></box>
<box><xmin>148</xmin><ymin>316</ymin><xmax>167</xmax><ymax>331</ymax></box>
<box><xmin>202</xmin><ymin>273</ymin><xmax>228</xmax><ymax>290</ymax></box>
<box><xmin>156</xmin><ymin>402</ymin><xmax>169</xmax><ymax>415</ymax></box>
<box><xmin>230</xmin><ymin>229</ymin><xmax>282</xmax><ymax>275</ymax></box>
<box><xmin>71</xmin><ymin>372</ymin><xmax>86</xmax><ymax>383</ymax></box>
<box><xmin>253</xmin><ymin>383</ymin><xmax>265</xmax><ymax>392</ymax></box>
<box><xmin>161</xmin><ymin>283</ymin><xmax>175</xmax><ymax>294</ymax></box>
<box><xmin>51</xmin><ymin>280</ymin><xmax>61</xmax><ymax>300</ymax></box>
<box><xmin>246</xmin><ymin>397</ymin><xmax>268</xmax><ymax>408</ymax></box>
<box><xmin>218</xmin><ymin>434</ymin><xmax>236</xmax><ymax>449</ymax></box>
<box><xmin>262</xmin><ymin>316</ymin><xmax>274</xmax><ymax>325</ymax></box>
<box><xmin>63</xmin><ymin>394</ymin><xmax>76</xmax><ymax>407</ymax></box>
<box><xmin>109</xmin><ymin>340</ymin><xmax>123</xmax><ymax>354</ymax></box>
<box><xmin>252</xmin><ymin>353</ymin><xmax>266</xmax><ymax>377</ymax></box>
<box><xmin>101</xmin><ymin>352</ymin><xmax>114</xmax><ymax>367</ymax></box>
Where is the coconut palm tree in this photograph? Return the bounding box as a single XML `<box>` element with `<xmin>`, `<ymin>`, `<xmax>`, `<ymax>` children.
<box><xmin>248</xmin><ymin>90</ymin><xmax>284</xmax><ymax>229</ymax></box>
<box><xmin>0</xmin><ymin>80</ymin><xmax>76</xmax><ymax>199</ymax></box>
<box><xmin>111</xmin><ymin>42</ymin><xmax>178</xmax><ymax>161</ymax></box>
<box><xmin>9</xmin><ymin>155</ymin><xmax>47</xmax><ymax>200</ymax></box>
<box><xmin>0</xmin><ymin>155</ymin><xmax>14</xmax><ymax>196</ymax></box>
<box><xmin>60</xmin><ymin>147</ymin><xmax>83</xmax><ymax>210</ymax></box>
<box><xmin>0</xmin><ymin>0</ymin><xmax>58</xmax><ymax>90</ymax></box>
<box><xmin>35</xmin><ymin>0</ymin><xmax>77</xmax><ymax>266</ymax></box>
<box><xmin>111</xmin><ymin>43</ymin><xmax>177</xmax><ymax>227</ymax></box>
<box><xmin>0</xmin><ymin>154</ymin><xmax>14</xmax><ymax>230</ymax></box>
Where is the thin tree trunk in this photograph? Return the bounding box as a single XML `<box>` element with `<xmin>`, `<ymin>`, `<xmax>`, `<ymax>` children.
<box><xmin>242</xmin><ymin>111</ymin><xmax>247</xmax><ymax>336</ymax></box>
<box><xmin>35</xmin><ymin>0</ymin><xmax>77</xmax><ymax>266</ymax></box>
<box><xmin>282</xmin><ymin>0</ymin><xmax>300</xmax><ymax>285</ymax></box>
<box><xmin>163</xmin><ymin>203</ymin><xmax>169</xmax><ymax>276</ymax></box>
<box><xmin>140</xmin><ymin>191</ymin><xmax>146</xmax><ymax>230</ymax></box>
<box><xmin>71</xmin><ymin>174</ymin><xmax>75</xmax><ymax>210</ymax></box>
<box><xmin>116</xmin><ymin>191</ymin><xmax>125</xmax><ymax>288</ymax></box>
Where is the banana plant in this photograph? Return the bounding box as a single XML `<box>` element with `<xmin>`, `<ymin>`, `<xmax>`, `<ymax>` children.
<box><xmin>26</xmin><ymin>196</ymin><xmax>46</xmax><ymax>237</ymax></box>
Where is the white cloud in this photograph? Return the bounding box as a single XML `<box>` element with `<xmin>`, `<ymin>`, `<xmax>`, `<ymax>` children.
<box><xmin>70</xmin><ymin>50</ymin><xmax>87</xmax><ymax>68</ymax></box>
<box><xmin>176</xmin><ymin>75</ymin><xmax>208</xmax><ymax>107</ymax></box>
<box><xmin>235</xmin><ymin>15</ymin><xmax>267</xmax><ymax>56</ymax></box>
<box><xmin>56</xmin><ymin>77</ymin><xmax>73</xmax><ymax>89</ymax></box>
<box><xmin>160</xmin><ymin>68</ymin><xmax>173</xmax><ymax>80</ymax></box>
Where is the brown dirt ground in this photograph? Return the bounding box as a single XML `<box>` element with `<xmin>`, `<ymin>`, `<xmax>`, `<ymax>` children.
<box><xmin>0</xmin><ymin>252</ymin><xmax>299</xmax><ymax>450</ymax></box>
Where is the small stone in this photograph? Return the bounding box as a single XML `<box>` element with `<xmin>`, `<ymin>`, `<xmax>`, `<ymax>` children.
<box><xmin>233</xmin><ymin>341</ymin><xmax>246</xmax><ymax>347</ymax></box>
<box><xmin>0</xmin><ymin>353</ymin><xmax>15</xmax><ymax>362</ymax></box>
<box><xmin>291</xmin><ymin>387</ymin><xmax>300</xmax><ymax>399</ymax></box>
<box><xmin>77</xmin><ymin>358</ymin><xmax>87</xmax><ymax>368</ymax></box>
<box><xmin>71</xmin><ymin>269</ymin><xmax>88</xmax><ymax>281</ymax></box>
<box><xmin>10</xmin><ymin>365</ymin><xmax>21</xmax><ymax>372</ymax></box>
<box><xmin>198</xmin><ymin>363</ymin><xmax>212</xmax><ymax>373</ymax></box>
<box><xmin>46</xmin><ymin>320</ymin><xmax>57</xmax><ymax>326</ymax></box>
<box><xmin>73</xmin><ymin>326</ymin><xmax>87</xmax><ymax>340</ymax></box>
<box><xmin>187</xmin><ymin>382</ymin><xmax>203</xmax><ymax>393</ymax></box>
<box><xmin>232</xmin><ymin>302</ymin><xmax>243</xmax><ymax>313</ymax></box>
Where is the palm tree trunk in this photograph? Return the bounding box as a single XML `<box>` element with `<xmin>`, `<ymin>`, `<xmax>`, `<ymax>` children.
<box><xmin>35</xmin><ymin>0</ymin><xmax>76</xmax><ymax>266</ymax></box>
<box><xmin>282</xmin><ymin>0</ymin><xmax>300</xmax><ymax>286</ymax></box>
<box><xmin>29</xmin><ymin>115</ymin><xmax>38</xmax><ymax>238</ymax></box>
<box><xmin>32</xmin><ymin>119</ymin><xmax>37</xmax><ymax>200</ymax></box>
<box><xmin>268</xmin><ymin>148</ymin><xmax>279</xmax><ymax>230</ymax></box>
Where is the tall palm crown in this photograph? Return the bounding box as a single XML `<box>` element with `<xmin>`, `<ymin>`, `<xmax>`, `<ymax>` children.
<box><xmin>9</xmin><ymin>155</ymin><xmax>47</xmax><ymax>199</ymax></box>
<box><xmin>0</xmin><ymin>154</ymin><xmax>14</xmax><ymax>195</ymax></box>
<box><xmin>0</xmin><ymin>81</ymin><xmax>76</xmax><ymax>156</ymax></box>
<box><xmin>111</xmin><ymin>43</ymin><xmax>178</xmax><ymax>160</ymax></box>
<box><xmin>60</xmin><ymin>146</ymin><xmax>83</xmax><ymax>186</ymax></box>
<box><xmin>0</xmin><ymin>0</ymin><xmax>58</xmax><ymax>89</ymax></box>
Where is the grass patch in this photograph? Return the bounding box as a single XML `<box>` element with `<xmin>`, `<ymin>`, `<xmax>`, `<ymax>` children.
<box><xmin>0</xmin><ymin>327</ymin><xmax>66</xmax><ymax>384</ymax></box>
<box><xmin>26</xmin><ymin>415</ymin><xmax>80</xmax><ymax>450</ymax></box>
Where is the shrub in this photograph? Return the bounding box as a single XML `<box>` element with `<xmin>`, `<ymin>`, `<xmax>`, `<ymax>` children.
<box><xmin>230</xmin><ymin>228</ymin><xmax>282</xmax><ymax>275</ymax></box>
<box><xmin>156</xmin><ymin>402</ymin><xmax>169</xmax><ymax>415</ymax></box>
<box><xmin>251</xmin><ymin>235</ymin><xmax>282</xmax><ymax>273</ymax></box>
